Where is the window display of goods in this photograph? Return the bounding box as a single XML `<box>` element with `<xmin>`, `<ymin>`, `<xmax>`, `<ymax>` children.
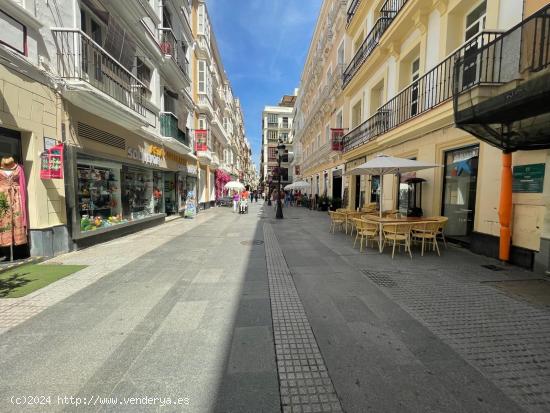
<box><xmin>80</xmin><ymin>214</ymin><xmax>128</xmax><ymax>232</ymax></box>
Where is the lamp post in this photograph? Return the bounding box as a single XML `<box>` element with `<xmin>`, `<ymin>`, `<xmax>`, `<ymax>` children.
<box><xmin>276</xmin><ymin>142</ymin><xmax>286</xmax><ymax>219</ymax></box>
<box><xmin>267</xmin><ymin>178</ymin><xmax>272</xmax><ymax>206</ymax></box>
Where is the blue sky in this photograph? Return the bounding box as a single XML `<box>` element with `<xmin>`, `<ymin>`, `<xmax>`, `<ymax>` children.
<box><xmin>207</xmin><ymin>0</ymin><xmax>323</xmax><ymax>168</ymax></box>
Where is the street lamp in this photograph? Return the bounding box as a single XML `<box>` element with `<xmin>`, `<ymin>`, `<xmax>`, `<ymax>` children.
<box><xmin>276</xmin><ymin>142</ymin><xmax>286</xmax><ymax>219</ymax></box>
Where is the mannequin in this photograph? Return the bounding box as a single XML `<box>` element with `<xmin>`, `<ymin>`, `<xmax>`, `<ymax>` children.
<box><xmin>0</xmin><ymin>156</ymin><xmax>28</xmax><ymax>260</ymax></box>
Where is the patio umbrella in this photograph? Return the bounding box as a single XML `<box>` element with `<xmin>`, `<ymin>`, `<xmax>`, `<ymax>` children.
<box><xmin>284</xmin><ymin>183</ymin><xmax>295</xmax><ymax>190</ymax></box>
<box><xmin>224</xmin><ymin>180</ymin><xmax>245</xmax><ymax>191</ymax></box>
<box><xmin>289</xmin><ymin>180</ymin><xmax>310</xmax><ymax>190</ymax></box>
<box><xmin>346</xmin><ymin>155</ymin><xmax>441</xmax><ymax>252</ymax></box>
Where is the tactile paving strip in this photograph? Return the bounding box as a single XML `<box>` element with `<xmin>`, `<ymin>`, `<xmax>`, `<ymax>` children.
<box><xmin>264</xmin><ymin>224</ymin><xmax>343</xmax><ymax>413</ymax></box>
<box><xmin>363</xmin><ymin>269</ymin><xmax>550</xmax><ymax>413</ymax></box>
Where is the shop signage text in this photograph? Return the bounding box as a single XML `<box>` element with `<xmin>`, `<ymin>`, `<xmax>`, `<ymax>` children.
<box><xmin>127</xmin><ymin>146</ymin><xmax>161</xmax><ymax>166</ymax></box>
<box><xmin>513</xmin><ymin>163</ymin><xmax>545</xmax><ymax>193</ymax></box>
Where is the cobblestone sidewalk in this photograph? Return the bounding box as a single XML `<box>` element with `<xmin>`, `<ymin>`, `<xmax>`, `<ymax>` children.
<box><xmin>264</xmin><ymin>223</ymin><xmax>343</xmax><ymax>413</ymax></box>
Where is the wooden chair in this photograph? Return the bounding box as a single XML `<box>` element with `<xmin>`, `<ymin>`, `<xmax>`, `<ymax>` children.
<box><xmin>329</xmin><ymin>211</ymin><xmax>346</xmax><ymax>233</ymax></box>
<box><xmin>435</xmin><ymin>216</ymin><xmax>448</xmax><ymax>248</ymax></box>
<box><xmin>382</xmin><ymin>222</ymin><xmax>413</xmax><ymax>259</ymax></box>
<box><xmin>411</xmin><ymin>221</ymin><xmax>441</xmax><ymax>256</ymax></box>
<box><xmin>382</xmin><ymin>210</ymin><xmax>400</xmax><ymax>218</ymax></box>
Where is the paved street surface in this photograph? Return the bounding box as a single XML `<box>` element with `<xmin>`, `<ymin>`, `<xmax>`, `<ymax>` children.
<box><xmin>1</xmin><ymin>202</ymin><xmax>549</xmax><ymax>412</ymax></box>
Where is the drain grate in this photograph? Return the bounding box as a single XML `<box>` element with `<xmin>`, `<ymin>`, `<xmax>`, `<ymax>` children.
<box><xmin>240</xmin><ymin>240</ymin><xmax>265</xmax><ymax>246</ymax></box>
<box><xmin>481</xmin><ymin>264</ymin><xmax>506</xmax><ymax>271</ymax></box>
<box><xmin>362</xmin><ymin>270</ymin><xmax>398</xmax><ymax>288</ymax></box>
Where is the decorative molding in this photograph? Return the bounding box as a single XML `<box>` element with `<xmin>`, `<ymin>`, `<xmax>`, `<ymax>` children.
<box><xmin>413</xmin><ymin>10</ymin><xmax>429</xmax><ymax>35</ymax></box>
<box><xmin>432</xmin><ymin>0</ymin><xmax>448</xmax><ymax>15</ymax></box>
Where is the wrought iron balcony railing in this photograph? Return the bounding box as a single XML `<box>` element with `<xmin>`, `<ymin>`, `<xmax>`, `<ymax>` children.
<box><xmin>454</xmin><ymin>6</ymin><xmax>550</xmax><ymax>95</ymax></box>
<box><xmin>343</xmin><ymin>31</ymin><xmax>500</xmax><ymax>152</ymax></box>
<box><xmin>347</xmin><ymin>0</ymin><xmax>361</xmax><ymax>24</ymax></box>
<box><xmin>52</xmin><ymin>28</ymin><xmax>146</xmax><ymax>116</ymax></box>
<box><xmin>159</xmin><ymin>28</ymin><xmax>189</xmax><ymax>77</ymax></box>
<box><xmin>343</xmin><ymin>0</ymin><xmax>409</xmax><ymax>88</ymax></box>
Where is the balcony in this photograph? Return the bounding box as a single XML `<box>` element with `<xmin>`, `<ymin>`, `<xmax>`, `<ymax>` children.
<box><xmin>343</xmin><ymin>0</ymin><xmax>409</xmax><ymax>88</ymax></box>
<box><xmin>343</xmin><ymin>31</ymin><xmax>501</xmax><ymax>152</ymax></box>
<box><xmin>159</xmin><ymin>28</ymin><xmax>189</xmax><ymax>78</ymax></box>
<box><xmin>160</xmin><ymin>112</ymin><xmax>178</xmax><ymax>138</ymax></box>
<box><xmin>211</xmin><ymin>153</ymin><xmax>220</xmax><ymax>168</ymax></box>
<box><xmin>197</xmin><ymin>93</ymin><xmax>215</xmax><ymax>116</ymax></box>
<box><xmin>196</xmin><ymin>149</ymin><xmax>213</xmax><ymax>164</ymax></box>
<box><xmin>347</xmin><ymin>0</ymin><xmax>361</xmax><ymax>24</ymax></box>
<box><xmin>454</xmin><ymin>5</ymin><xmax>550</xmax><ymax>151</ymax></box>
<box><xmin>52</xmin><ymin>28</ymin><xmax>146</xmax><ymax>119</ymax></box>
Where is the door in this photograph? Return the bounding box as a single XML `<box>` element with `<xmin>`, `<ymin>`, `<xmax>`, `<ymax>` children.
<box><xmin>332</xmin><ymin>175</ymin><xmax>342</xmax><ymax>200</ymax></box>
<box><xmin>442</xmin><ymin>145</ymin><xmax>479</xmax><ymax>244</ymax></box>
<box><xmin>411</xmin><ymin>58</ymin><xmax>420</xmax><ymax>116</ymax></box>
<box><xmin>354</xmin><ymin>175</ymin><xmax>361</xmax><ymax>210</ymax></box>
<box><xmin>462</xmin><ymin>1</ymin><xmax>487</xmax><ymax>88</ymax></box>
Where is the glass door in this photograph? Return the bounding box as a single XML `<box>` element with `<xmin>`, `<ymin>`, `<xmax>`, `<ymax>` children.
<box><xmin>462</xmin><ymin>1</ymin><xmax>487</xmax><ymax>88</ymax></box>
<box><xmin>442</xmin><ymin>145</ymin><xmax>479</xmax><ymax>244</ymax></box>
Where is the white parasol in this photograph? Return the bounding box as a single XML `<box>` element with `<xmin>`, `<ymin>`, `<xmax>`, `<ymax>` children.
<box><xmin>224</xmin><ymin>181</ymin><xmax>245</xmax><ymax>191</ymax></box>
<box><xmin>347</xmin><ymin>155</ymin><xmax>441</xmax><ymax>252</ymax></box>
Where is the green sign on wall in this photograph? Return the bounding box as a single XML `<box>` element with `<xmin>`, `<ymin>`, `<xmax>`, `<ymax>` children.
<box><xmin>512</xmin><ymin>163</ymin><xmax>545</xmax><ymax>193</ymax></box>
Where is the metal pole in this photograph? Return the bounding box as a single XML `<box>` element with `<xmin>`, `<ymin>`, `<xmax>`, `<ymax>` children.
<box><xmin>276</xmin><ymin>152</ymin><xmax>284</xmax><ymax>219</ymax></box>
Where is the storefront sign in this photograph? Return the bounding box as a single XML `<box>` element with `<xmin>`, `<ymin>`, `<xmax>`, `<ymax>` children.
<box><xmin>195</xmin><ymin>130</ymin><xmax>208</xmax><ymax>152</ymax></box>
<box><xmin>513</xmin><ymin>163</ymin><xmax>545</xmax><ymax>193</ymax></box>
<box><xmin>44</xmin><ymin>136</ymin><xmax>57</xmax><ymax>151</ymax></box>
<box><xmin>127</xmin><ymin>146</ymin><xmax>161</xmax><ymax>166</ymax></box>
<box><xmin>331</xmin><ymin>128</ymin><xmax>345</xmax><ymax>151</ymax></box>
<box><xmin>148</xmin><ymin>145</ymin><xmax>166</xmax><ymax>158</ymax></box>
<box><xmin>40</xmin><ymin>144</ymin><xmax>64</xmax><ymax>179</ymax></box>
<box><xmin>186</xmin><ymin>165</ymin><xmax>198</xmax><ymax>175</ymax></box>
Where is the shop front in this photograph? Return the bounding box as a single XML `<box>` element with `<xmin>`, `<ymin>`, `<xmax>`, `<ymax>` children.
<box><xmin>64</xmin><ymin>108</ymin><xmax>190</xmax><ymax>249</ymax></box>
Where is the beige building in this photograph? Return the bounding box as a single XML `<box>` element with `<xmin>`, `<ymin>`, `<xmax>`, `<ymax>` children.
<box><xmin>0</xmin><ymin>0</ymin><xmax>246</xmax><ymax>256</ymax></box>
<box><xmin>295</xmin><ymin>0</ymin><xmax>550</xmax><ymax>272</ymax></box>
<box><xmin>191</xmin><ymin>0</ymin><xmax>249</xmax><ymax>205</ymax></box>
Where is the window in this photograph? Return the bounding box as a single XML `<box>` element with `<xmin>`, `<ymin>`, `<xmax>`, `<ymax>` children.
<box><xmin>316</xmin><ymin>134</ymin><xmax>321</xmax><ymax>149</ymax></box>
<box><xmin>268</xmin><ymin>147</ymin><xmax>277</xmax><ymax>161</ymax></box>
<box><xmin>337</xmin><ymin>40</ymin><xmax>344</xmax><ymax>66</ymax></box>
<box><xmin>282</xmin><ymin>117</ymin><xmax>289</xmax><ymax>128</ymax></box>
<box><xmin>325</xmin><ymin>125</ymin><xmax>330</xmax><ymax>144</ymax></box>
<box><xmin>353</xmin><ymin>31</ymin><xmax>364</xmax><ymax>54</ymax></box>
<box><xmin>198</xmin><ymin>4</ymin><xmax>205</xmax><ymax>34</ymax></box>
<box><xmin>268</xmin><ymin>130</ymin><xmax>278</xmax><ymax>141</ymax></box>
<box><xmin>198</xmin><ymin>117</ymin><xmax>206</xmax><ymax>130</ymax></box>
<box><xmin>351</xmin><ymin>101</ymin><xmax>362</xmax><ymax>128</ymax></box>
<box><xmin>465</xmin><ymin>1</ymin><xmax>487</xmax><ymax>42</ymax></box>
<box><xmin>136</xmin><ymin>57</ymin><xmax>151</xmax><ymax>87</ymax></box>
<box><xmin>463</xmin><ymin>1</ymin><xmax>487</xmax><ymax>87</ymax></box>
<box><xmin>280</xmin><ymin>132</ymin><xmax>289</xmax><ymax>142</ymax></box>
<box><xmin>268</xmin><ymin>113</ymin><xmax>278</xmax><ymax>126</ymax></box>
<box><xmin>0</xmin><ymin>10</ymin><xmax>26</xmax><ymax>56</ymax></box>
<box><xmin>411</xmin><ymin>58</ymin><xmax>420</xmax><ymax>116</ymax></box>
<box><xmin>336</xmin><ymin>110</ymin><xmax>343</xmax><ymax>128</ymax></box>
<box><xmin>198</xmin><ymin>60</ymin><xmax>206</xmax><ymax>93</ymax></box>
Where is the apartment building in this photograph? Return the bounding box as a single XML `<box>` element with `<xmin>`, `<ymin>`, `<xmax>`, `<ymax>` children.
<box><xmin>261</xmin><ymin>95</ymin><xmax>296</xmax><ymax>196</ymax></box>
<box><xmin>293</xmin><ymin>0</ymin><xmax>349</xmax><ymax>200</ymax></box>
<box><xmin>191</xmin><ymin>0</ymin><xmax>249</xmax><ymax>206</ymax></box>
<box><xmin>296</xmin><ymin>0</ymin><xmax>550</xmax><ymax>271</ymax></box>
<box><xmin>0</xmin><ymin>0</ymin><xmax>247</xmax><ymax>256</ymax></box>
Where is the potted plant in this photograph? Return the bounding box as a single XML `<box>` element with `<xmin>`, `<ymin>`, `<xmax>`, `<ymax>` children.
<box><xmin>329</xmin><ymin>197</ymin><xmax>342</xmax><ymax>211</ymax></box>
<box><xmin>319</xmin><ymin>195</ymin><xmax>329</xmax><ymax>211</ymax></box>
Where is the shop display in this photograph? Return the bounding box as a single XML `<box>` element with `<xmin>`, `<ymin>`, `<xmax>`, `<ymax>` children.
<box><xmin>0</xmin><ymin>156</ymin><xmax>28</xmax><ymax>258</ymax></box>
<box><xmin>77</xmin><ymin>163</ymin><xmax>123</xmax><ymax>232</ymax></box>
<box><xmin>153</xmin><ymin>171</ymin><xmax>164</xmax><ymax>214</ymax></box>
<box><xmin>122</xmin><ymin>166</ymin><xmax>153</xmax><ymax>220</ymax></box>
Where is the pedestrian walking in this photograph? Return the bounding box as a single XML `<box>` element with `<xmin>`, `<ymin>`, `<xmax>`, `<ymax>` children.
<box><xmin>232</xmin><ymin>191</ymin><xmax>240</xmax><ymax>213</ymax></box>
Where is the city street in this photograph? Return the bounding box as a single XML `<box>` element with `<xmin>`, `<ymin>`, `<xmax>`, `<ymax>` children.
<box><xmin>0</xmin><ymin>202</ymin><xmax>549</xmax><ymax>413</ymax></box>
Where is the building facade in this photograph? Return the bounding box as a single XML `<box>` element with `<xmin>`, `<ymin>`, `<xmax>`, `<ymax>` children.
<box><xmin>261</xmin><ymin>95</ymin><xmax>296</xmax><ymax>197</ymax></box>
<box><xmin>0</xmin><ymin>0</ymin><xmax>247</xmax><ymax>256</ymax></box>
<box><xmin>295</xmin><ymin>0</ymin><xmax>550</xmax><ymax>272</ymax></box>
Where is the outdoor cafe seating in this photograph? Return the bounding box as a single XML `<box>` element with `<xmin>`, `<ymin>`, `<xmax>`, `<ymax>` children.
<box><xmin>329</xmin><ymin>208</ymin><xmax>449</xmax><ymax>259</ymax></box>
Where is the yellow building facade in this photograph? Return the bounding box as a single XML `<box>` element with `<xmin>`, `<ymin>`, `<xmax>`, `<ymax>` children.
<box><xmin>296</xmin><ymin>0</ymin><xmax>550</xmax><ymax>271</ymax></box>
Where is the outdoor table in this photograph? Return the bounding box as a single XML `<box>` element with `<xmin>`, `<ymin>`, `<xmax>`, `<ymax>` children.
<box><xmin>340</xmin><ymin>210</ymin><xmax>365</xmax><ymax>234</ymax></box>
